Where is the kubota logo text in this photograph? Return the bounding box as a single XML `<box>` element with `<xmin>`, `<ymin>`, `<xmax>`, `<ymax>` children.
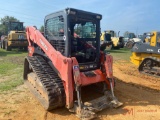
<box><xmin>40</xmin><ymin>39</ymin><xmax>48</xmax><ymax>51</ymax></box>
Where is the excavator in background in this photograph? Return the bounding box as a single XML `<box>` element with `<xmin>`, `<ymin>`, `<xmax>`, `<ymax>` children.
<box><xmin>23</xmin><ymin>8</ymin><xmax>123</xmax><ymax>119</ymax></box>
<box><xmin>0</xmin><ymin>21</ymin><xmax>28</xmax><ymax>51</ymax></box>
<box><xmin>100</xmin><ymin>30</ymin><xmax>124</xmax><ymax>49</ymax></box>
<box><xmin>130</xmin><ymin>31</ymin><xmax>160</xmax><ymax>77</ymax></box>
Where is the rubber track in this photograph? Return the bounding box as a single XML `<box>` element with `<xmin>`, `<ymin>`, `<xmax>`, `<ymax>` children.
<box><xmin>26</xmin><ymin>56</ymin><xmax>66</xmax><ymax>110</ymax></box>
<box><xmin>139</xmin><ymin>56</ymin><xmax>160</xmax><ymax>77</ymax></box>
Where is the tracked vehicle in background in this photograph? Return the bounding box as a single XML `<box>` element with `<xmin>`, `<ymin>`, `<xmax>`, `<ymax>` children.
<box><xmin>130</xmin><ymin>31</ymin><xmax>160</xmax><ymax>77</ymax></box>
<box><xmin>24</xmin><ymin>8</ymin><xmax>122</xmax><ymax>119</ymax></box>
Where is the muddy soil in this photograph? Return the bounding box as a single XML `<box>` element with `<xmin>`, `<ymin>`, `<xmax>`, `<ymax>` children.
<box><xmin>0</xmin><ymin>60</ymin><xmax>160</xmax><ymax>120</ymax></box>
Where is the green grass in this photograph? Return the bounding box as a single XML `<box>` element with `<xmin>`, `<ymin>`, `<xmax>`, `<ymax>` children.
<box><xmin>0</xmin><ymin>63</ymin><xmax>18</xmax><ymax>75</ymax></box>
<box><xmin>0</xmin><ymin>48</ymin><xmax>27</xmax><ymax>91</ymax></box>
<box><xmin>0</xmin><ymin>47</ymin><xmax>131</xmax><ymax>92</ymax></box>
<box><xmin>0</xmin><ymin>48</ymin><xmax>27</xmax><ymax>57</ymax></box>
<box><xmin>106</xmin><ymin>48</ymin><xmax>132</xmax><ymax>61</ymax></box>
<box><xmin>0</xmin><ymin>78</ymin><xmax>23</xmax><ymax>91</ymax></box>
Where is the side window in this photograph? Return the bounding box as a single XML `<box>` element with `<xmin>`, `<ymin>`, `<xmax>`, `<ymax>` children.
<box><xmin>157</xmin><ymin>33</ymin><xmax>160</xmax><ymax>47</ymax></box>
<box><xmin>45</xmin><ymin>16</ymin><xmax>64</xmax><ymax>38</ymax></box>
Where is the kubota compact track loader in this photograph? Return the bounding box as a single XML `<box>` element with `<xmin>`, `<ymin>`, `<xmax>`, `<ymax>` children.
<box><xmin>23</xmin><ymin>8</ymin><xmax>123</xmax><ymax>119</ymax></box>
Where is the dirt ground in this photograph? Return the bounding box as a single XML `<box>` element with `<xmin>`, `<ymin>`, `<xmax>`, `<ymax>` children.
<box><xmin>0</xmin><ymin>59</ymin><xmax>160</xmax><ymax>120</ymax></box>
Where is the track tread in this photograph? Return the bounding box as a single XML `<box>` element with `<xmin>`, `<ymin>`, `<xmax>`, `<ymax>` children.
<box><xmin>26</xmin><ymin>56</ymin><xmax>66</xmax><ymax>110</ymax></box>
<box><xmin>139</xmin><ymin>56</ymin><xmax>160</xmax><ymax>77</ymax></box>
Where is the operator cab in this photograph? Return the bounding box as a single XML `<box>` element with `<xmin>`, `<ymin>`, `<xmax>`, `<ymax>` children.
<box><xmin>8</xmin><ymin>22</ymin><xmax>24</xmax><ymax>32</ymax></box>
<box><xmin>70</xmin><ymin>16</ymin><xmax>97</xmax><ymax>63</ymax></box>
<box><xmin>44</xmin><ymin>8</ymin><xmax>102</xmax><ymax>71</ymax></box>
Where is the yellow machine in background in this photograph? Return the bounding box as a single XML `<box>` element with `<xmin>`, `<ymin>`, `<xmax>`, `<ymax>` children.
<box><xmin>100</xmin><ymin>31</ymin><xmax>113</xmax><ymax>50</ymax></box>
<box><xmin>0</xmin><ymin>21</ymin><xmax>28</xmax><ymax>51</ymax></box>
<box><xmin>100</xmin><ymin>30</ymin><xmax>124</xmax><ymax>49</ymax></box>
<box><xmin>130</xmin><ymin>31</ymin><xmax>160</xmax><ymax>77</ymax></box>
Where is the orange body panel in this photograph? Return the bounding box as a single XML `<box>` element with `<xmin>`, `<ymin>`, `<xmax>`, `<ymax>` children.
<box><xmin>80</xmin><ymin>69</ymin><xmax>106</xmax><ymax>86</ymax></box>
<box><xmin>26</xmin><ymin>26</ymin><xmax>114</xmax><ymax>109</ymax></box>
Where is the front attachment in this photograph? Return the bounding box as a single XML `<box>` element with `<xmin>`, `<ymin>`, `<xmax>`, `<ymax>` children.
<box><xmin>70</xmin><ymin>85</ymin><xmax>123</xmax><ymax>120</ymax></box>
<box><xmin>71</xmin><ymin>57</ymin><xmax>123</xmax><ymax>119</ymax></box>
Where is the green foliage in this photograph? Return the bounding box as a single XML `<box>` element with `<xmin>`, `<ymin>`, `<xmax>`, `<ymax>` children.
<box><xmin>0</xmin><ymin>16</ymin><xmax>19</xmax><ymax>24</ymax></box>
<box><xmin>0</xmin><ymin>16</ymin><xmax>20</xmax><ymax>35</ymax></box>
<box><xmin>0</xmin><ymin>24</ymin><xmax>7</xmax><ymax>35</ymax></box>
<box><xmin>39</xmin><ymin>25</ymin><xmax>44</xmax><ymax>32</ymax></box>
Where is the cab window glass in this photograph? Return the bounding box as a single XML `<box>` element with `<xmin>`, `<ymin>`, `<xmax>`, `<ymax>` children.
<box><xmin>46</xmin><ymin>16</ymin><xmax>64</xmax><ymax>37</ymax></box>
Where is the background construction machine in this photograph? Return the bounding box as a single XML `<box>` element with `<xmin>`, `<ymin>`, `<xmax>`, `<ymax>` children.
<box><xmin>130</xmin><ymin>31</ymin><xmax>160</xmax><ymax>77</ymax></box>
<box><xmin>124</xmin><ymin>32</ymin><xmax>142</xmax><ymax>49</ymax></box>
<box><xmin>0</xmin><ymin>21</ymin><xmax>28</xmax><ymax>51</ymax></box>
<box><xmin>23</xmin><ymin>8</ymin><xmax>122</xmax><ymax>119</ymax></box>
<box><xmin>100</xmin><ymin>30</ymin><xmax>124</xmax><ymax>49</ymax></box>
<box><xmin>100</xmin><ymin>31</ymin><xmax>113</xmax><ymax>50</ymax></box>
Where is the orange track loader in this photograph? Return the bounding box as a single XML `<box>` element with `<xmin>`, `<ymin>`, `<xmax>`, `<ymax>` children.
<box><xmin>23</xmin><ymin>8</ymin><xmax>122</xmax><ymax>119</ymax></box>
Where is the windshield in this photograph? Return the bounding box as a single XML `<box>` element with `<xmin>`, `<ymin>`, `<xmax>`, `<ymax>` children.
<box><xmin>74</xmin><ymin>22</ymin><xmax>96</xmax><ymax>38</ymax></box>
<box><xmin>124</xmin><ymin>33</ymin><xmax>136</xmax><ymax>39</ymax></box>
<box><xmin>129</xmin><ymin>33</ymin><xmax>136</xmax><ymax>39</ymax></box>
<box><xmin>109</xmin><ymin>31</ymin><xmax>114</xmax><ymax>37</ymax></box>
<box><xmin>70</xmin><ymin>20</ymin><xmax>97</xmax><ymax>63</ymax></box>
<box><xmin>10</xmin><ymin>22</ymin><xmax>23</xmax><ymax>31</ymax></box>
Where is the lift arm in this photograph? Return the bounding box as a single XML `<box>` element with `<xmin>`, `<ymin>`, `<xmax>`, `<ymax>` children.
<box><xmin>26</xmin><ymin>26</ymin><xmax>74</xmax><ymax>108</ymax></box>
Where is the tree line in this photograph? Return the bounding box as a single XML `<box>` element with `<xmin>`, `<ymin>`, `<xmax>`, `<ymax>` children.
<box><xmin>0</xmin><ymin>16</ymin><xmax>44</xmax><ymax>37</ymax></box>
